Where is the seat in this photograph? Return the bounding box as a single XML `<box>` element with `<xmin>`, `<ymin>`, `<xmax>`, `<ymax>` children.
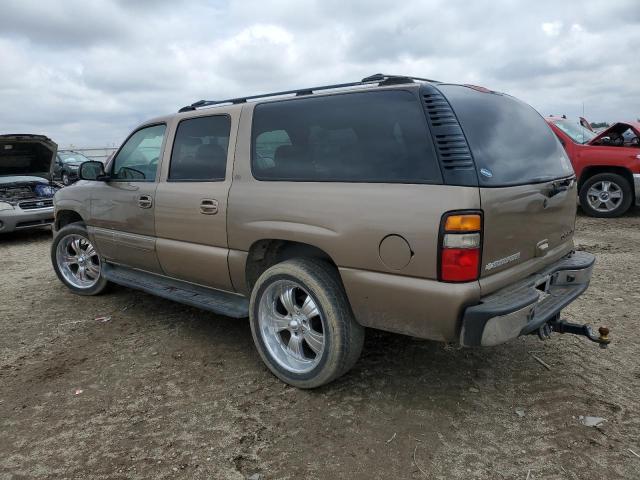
<box><xmin>174</xmin><ymin>143</ymin><xmax>226</xmax><ymax>180</ymax></box>
<box><xmin>273</xmin><ymin>145</ymin><xmax>311</xmax><ymax>178</ymax></box>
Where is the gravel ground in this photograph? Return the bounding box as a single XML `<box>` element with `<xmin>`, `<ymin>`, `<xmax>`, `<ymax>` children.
<box><xmin>1</xmin><ymin>211</ymin><xmax>639</xmax><ymax>480</ymax></box>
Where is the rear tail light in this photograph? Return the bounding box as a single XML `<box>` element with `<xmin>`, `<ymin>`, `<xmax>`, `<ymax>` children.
<box><xmin>439</xmin><ymin>212</ymin><xmax>482</xmax><ymax>282</ymax></box>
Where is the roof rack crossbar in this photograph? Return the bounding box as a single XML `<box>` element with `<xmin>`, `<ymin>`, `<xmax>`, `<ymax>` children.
<box><xmin>178</xmin><ymin>74</ymin><xmax>439</xmax><ymax>112</ymax></box>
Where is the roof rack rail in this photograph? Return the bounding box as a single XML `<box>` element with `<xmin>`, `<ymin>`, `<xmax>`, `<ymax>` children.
<box><xmin>178</xmin><ymin>74</ymin><xmax>438</xmax><ymax>112</ymax></box>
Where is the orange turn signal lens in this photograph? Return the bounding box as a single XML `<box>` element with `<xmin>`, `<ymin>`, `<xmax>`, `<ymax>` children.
<box><xmin>444</xmin><ymin>214</ymin><xmax>481</xmax><ymax>232</ymax></box>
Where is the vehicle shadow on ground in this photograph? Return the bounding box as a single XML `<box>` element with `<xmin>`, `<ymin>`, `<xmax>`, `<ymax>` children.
<box><xmin>0</xmin><ymin>227</ymin><xmax>52</xmax><ymax>244</ymax></box>
<box><xmin>104</xmin><ymin>281</ymin><xmax>543</xmax><ymax>398</ymax></box>
<box><xmin>577</xmin><ymin>206</ymin><xmax>640</xmax><ymax>218</ymax></box>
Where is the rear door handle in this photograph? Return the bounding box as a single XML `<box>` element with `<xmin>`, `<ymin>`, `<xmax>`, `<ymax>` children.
<box><xmin>200</xmin><ymin>199</ymin><xmax>218</xmax><ymax>215</ymax></box>
<box><xmin>138</xmin><ymin>195</ymin><xmax>153</xmax><ymax>209</ymax></box>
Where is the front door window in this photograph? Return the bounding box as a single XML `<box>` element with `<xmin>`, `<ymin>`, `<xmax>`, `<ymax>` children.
<box><xmin>111</xmin><ymin>124</ymin><xmax>166</xmax><ymax>181</ymax></box>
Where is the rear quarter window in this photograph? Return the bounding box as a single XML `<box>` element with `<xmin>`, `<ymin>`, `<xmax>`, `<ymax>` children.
<box><xmin>251</xmin><ymin>90</ymin><xmax>442</xmax><ymax>184</ymax></box>
<box><xmin>439</xmin><ymin>85</ymin><xmax>573</xmax><ymax>186</ymax></box>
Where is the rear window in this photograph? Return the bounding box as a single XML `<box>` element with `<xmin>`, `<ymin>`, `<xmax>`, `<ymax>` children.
<box><xmin>439</xmin><ymin>85</ymin><xmax>573</xmax><ymax>186</ymax></box>
<box><xmin>251</xmin><ymin>90</ymin><xmax>442</xmax><ymax>183</ymax></box>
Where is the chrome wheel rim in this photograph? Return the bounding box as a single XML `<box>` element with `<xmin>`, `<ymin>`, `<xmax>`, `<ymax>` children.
<box><xmin>56</xmin><ymin>234</ymin><xmax>101</xmax><ymax>289</ymax></box>
<box><xmin>62</xmin><ymin>174</ymin><xmax>70</xmax><ymax>185</ymax></box>
<box><xmin>586</xmin><ymin>180</ymin><xmax>623</xmax><ymax>213</ymax></box>
<box><xmin>258</xmin><ymin>280</ymin><xmax>325</xmax><ymax>374</ymax></box>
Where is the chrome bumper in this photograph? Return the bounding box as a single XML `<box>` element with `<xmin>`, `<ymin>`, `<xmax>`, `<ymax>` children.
<box><xmin>460</xmin><ymin>251</ymin><xmax>595</xmax><ymax>347</ymax></box>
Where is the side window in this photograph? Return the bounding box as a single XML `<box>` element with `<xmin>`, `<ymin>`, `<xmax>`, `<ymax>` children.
<box><xmin>254</xmin><ymin>130</ymin><xmax>291</xmax><ymax>170</ymax></box>
<box><xmin>251</xmin><ymin>91</ymin><xmax>442</xmax><ymax>184</ymax></box>
<box><xmin>112</xmin><ymin>124</ymin><xmax>166</xmax><ymax>181</ymax></box>
<box><xmin>169</xmin><ymin>115</ymin><xmax>231</xmax><ymax>181</ymax></box>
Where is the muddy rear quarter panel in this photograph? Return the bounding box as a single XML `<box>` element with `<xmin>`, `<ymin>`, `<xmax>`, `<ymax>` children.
<box><xmin>227</xmin><ymin>102</ymin><xmax>482</xmax><ymax>342</ymax></box>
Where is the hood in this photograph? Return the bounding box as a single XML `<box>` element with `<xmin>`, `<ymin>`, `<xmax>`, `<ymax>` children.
<box><xmin>0</xmin><ymin>134</ymin><xmax>58</xmax><ymax>179</ymax></box>
<box><xmin>579</xmin><ymin>116</ymin><xmax>594</xmax><ymax>132</ymax></box>
<box><xmin>589</xmin><ymin>122</ymin><xmax>640</xmax><ymax>145</ymax></box>
<box><xmin>0</xmin><ymin>175</ymin><xmax>52</xmax><ymax>186</ymax></box>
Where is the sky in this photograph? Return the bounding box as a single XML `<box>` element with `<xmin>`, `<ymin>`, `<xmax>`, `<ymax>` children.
<box><xmin>0</xmin><ymin>0</ymin><xmax>638</xmax><ymax>148</ymax></box>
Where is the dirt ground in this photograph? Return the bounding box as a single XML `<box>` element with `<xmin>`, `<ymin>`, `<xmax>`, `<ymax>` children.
<box><xmin>1</xmin><ymin>211</ymin><xmax>639</xmax><ymax>480</ymax></box>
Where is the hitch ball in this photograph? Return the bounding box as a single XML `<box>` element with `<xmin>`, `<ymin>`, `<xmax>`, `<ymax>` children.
<box><xmin>598</xmin><ymin>327</ymin><xmax>610</xmax><ymax>349</ymax></box>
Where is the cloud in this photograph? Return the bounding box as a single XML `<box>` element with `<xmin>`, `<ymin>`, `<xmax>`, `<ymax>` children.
<box><xmin>0</xmin><ymin>0</ymin><xmax>638</xmax><ymax>147</ymax></box>
<box><xmin>541</xmin><ymin>21</ymin><xmax>563</xmax><ymax>37</ymax></box>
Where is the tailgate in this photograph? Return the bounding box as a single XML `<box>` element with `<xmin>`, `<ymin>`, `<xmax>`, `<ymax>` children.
<box><xmin>435</xmin><ymin>84</ymin><xmax>577</xmax><ymax>292</ymax></box>
<box><xmin>479</xmin><ymin>179</ymin><xmax>577</xmax><ymax>285</ymax></box>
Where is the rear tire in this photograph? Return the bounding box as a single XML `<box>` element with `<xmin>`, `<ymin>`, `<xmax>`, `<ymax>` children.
<box><xmin>51</xmin><ymin>223</ymin><xmax>108</xmax><ymax>295</ymax></box>
<box><xmin>579</xmin><ymin>173</ymin><xmax>632</xmax><ymax>218</ymax></box>
<box><xmin>249</xmin><ymin>258</ymin><xmax>364</xmax><ymax>388</ymax></box>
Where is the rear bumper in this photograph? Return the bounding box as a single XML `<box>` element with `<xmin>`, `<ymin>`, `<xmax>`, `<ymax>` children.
<box><xmin>460</xmin><ymin>251</ymin><xmax>595</xmax><ymax>347</ymax></box>
<box><xmin>0</xmin><ymin>206</ymin><xmax>54</xmax><ymax>233</ymax></box>
<box><xmin>634</xmin><ymin>174</ymin><xmax>640</xmax><ymax>206</ymax></box>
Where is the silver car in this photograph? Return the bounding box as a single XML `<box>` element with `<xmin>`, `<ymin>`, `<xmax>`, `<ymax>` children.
<box><xmin>0</xmin><ymin>134</ymin><xmax>59</xmax><ymax>233</ymax></box>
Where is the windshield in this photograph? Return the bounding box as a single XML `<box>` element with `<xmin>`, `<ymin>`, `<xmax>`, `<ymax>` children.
<box><xmin>551</xmin><ymin>120</ymin><xmax>597</xmax><ymax>144</ymax></box>
<box><xmin>59</xmin><ymin>152</ymin><xmax>90</xmax><ymax>163</ymax></box>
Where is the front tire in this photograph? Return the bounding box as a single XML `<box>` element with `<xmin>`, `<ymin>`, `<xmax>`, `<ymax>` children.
<box><xmin>51</xmin><ymin>223</ymin><xmax>108</xmax><ymax>295</ymax></box>
<box><xmin>579</xmin><ymin>173</ymin><xmax>632</xmax><ymax>218</ymax></box>
<box><xmin>249</xmin><ymin>258</ymin><xmax>364</xmax><ymax>388</ymax></box>
<box><xmin>62</xmin><ymin>172</ymin><xmax>71</xmax><ymax>186</ymax></box>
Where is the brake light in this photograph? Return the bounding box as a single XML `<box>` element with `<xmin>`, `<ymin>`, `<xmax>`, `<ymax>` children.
<box><xmin>463</xmin><ymin>84</ymin><xmax>494</xmax><ymax>93</ymax></box>
<box><xmin>440</xmin><ymin>212</ymin><xmax>482</xmax><ymax>282</ymax></box>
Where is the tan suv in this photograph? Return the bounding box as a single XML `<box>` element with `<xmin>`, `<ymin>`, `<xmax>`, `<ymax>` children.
<box><xmin>51</xmin><ymin>74</ymin><xmax>605</xmax><ymax>388</ymax></box>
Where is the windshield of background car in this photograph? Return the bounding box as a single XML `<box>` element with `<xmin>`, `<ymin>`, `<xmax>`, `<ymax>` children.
<box><xmin>59</xmin><ymin>152</ymin><xmax>90</xmax><ymax>163</ymax></box>
<box><xmin>551</xmin><ymin>119</ymin><xmax>597</xmax><ymax>144</ymax></box>
<box><xmin>438</xmin><ymin>85</ymin><xmax>574</xmax><ymax>186</ymax></box>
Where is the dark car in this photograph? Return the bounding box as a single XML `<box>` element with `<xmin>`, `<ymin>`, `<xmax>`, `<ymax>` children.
<box><xmin>53</xmin><ymin>150</ymin><xmax>92</xmax><ymax>185</ymax></box>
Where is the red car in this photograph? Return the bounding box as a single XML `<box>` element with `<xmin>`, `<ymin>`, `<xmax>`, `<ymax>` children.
<box><xmin>546</xmin><ymin>116</ymin><xmax>640</xmax><ymax>217</ymax></box>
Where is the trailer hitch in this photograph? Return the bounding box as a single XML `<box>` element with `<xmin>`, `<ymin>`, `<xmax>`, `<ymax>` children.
<box><xmin>543</xmin><ymin>319</ymin><xmax>611</xmax><ymax>348</ymax></box>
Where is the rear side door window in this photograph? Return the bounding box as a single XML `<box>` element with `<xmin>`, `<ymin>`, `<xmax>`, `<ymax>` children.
<box><xmin>111</xmin><ymin>124</ymin><xmax>166</xmax><ymax>181</ymax></box>
<box><xmin>169</xmin><ymin>115</ymin><xmax>231</xmax><ymax>181</ymax></box>
<box><xmin>251</xmin><ymin>90</ymin><xmax>442</xmax><ymax>184</ymax></box>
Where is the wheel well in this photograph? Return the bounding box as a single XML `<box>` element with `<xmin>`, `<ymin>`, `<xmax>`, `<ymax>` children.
<box><xmin>245</xmin><ymin>240</ymin><xmax>338</xmax><ymax>291</ymax></box>
<box><xmin>579</xmin><ymin>166</ymin><xmax>635</xmax><ymax>198</ymax></box>
<box><xmin>55</xmin><ymin>210</ymin><xmax>84</xmax><ymax>230</ymax></box>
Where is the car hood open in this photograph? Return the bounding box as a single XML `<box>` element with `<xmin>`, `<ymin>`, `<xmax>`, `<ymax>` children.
<box><xmin>0</xmin><ymin>134</ymin><xmax>58</xmax><ymax>179</ymax></box>
<box><xmin>588</xmin><ymin>122</ymin><xmax>640</xmax><ymax>145</ymax></box>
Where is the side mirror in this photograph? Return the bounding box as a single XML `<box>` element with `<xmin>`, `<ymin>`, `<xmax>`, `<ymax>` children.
<box><xmin>600</xmin><ymin>136</ymin><xmax>611</xmax><ymax>145</ymax></box>
<box><xmin>79</xmin><ymin>161</ymin><xmax>107</xmax><ymax>181</ymax></box>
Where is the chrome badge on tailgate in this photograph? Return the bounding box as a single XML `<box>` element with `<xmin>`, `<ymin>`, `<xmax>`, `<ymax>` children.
<box><xmin>485</xmin><ymin>252</ymin><xmax>521</xmax><ymax>271</ymax></box>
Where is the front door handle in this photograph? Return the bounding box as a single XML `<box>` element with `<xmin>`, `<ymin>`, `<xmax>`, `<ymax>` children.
<box><xmin>138</xmin><ymin>195</ymin><xmax>153</xmax><ymax>209</ymax></box>
<box><xmin>200</xmin><ymin>199</ymin><xmax>218</xmax><ymax>215</ymax></box>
